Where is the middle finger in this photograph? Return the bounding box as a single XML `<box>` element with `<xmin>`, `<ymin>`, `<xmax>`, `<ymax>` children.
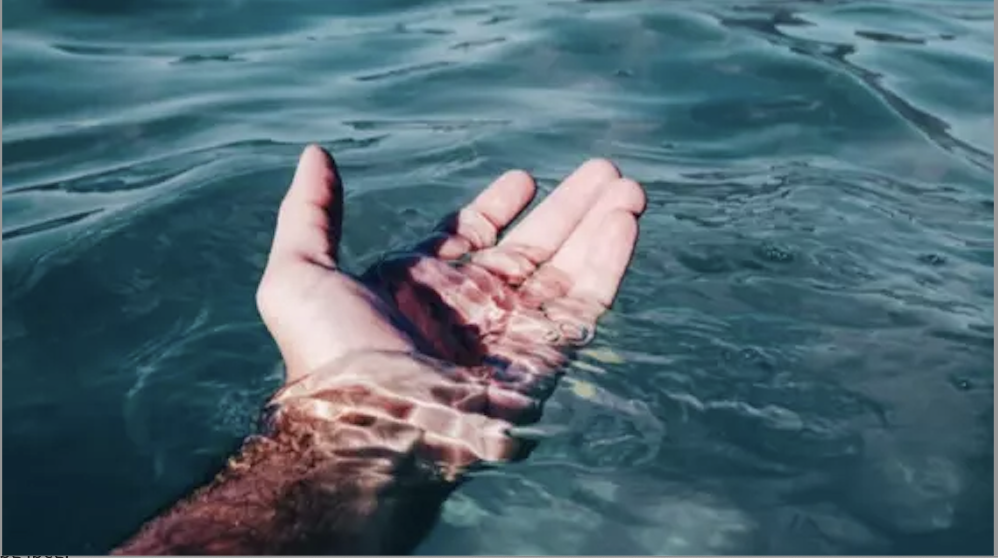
<box><xmin>497</xmin><ymin>158</ymin><xmax>621</xmax><ymax>261</ymax></box>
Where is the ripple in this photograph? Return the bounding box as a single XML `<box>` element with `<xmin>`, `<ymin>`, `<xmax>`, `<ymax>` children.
<box><xmin>171</xmin><ymin>53</ymin><xmax>245</xmax><ymax>64</ymax></box>
<box><xmin>854</xmin><ymin>29</ymin><xmax>927</xmax><ymax>45</ymax></box>
<box><xmin>716</xmin><ymin>2</ymin><xmax>993</xmax><ymax>173</ymax></box>
<box><xmin>355</xmin><ymin>60</ymin><xmax>455</xmax><ymax>82</ymax></box>
<box><xmin>50</xmin><ymin>41</ymin><xmax>152</xmax><ymax>57</ymax></box>
<box><xmin>2</xmin><ymin>208</ymin><xmax>106</xmax><ymax>241</ymax></box>
<box><xmin>450</xmin><ymin>36</ymin><xmax>507</xmax><ymax>51</ymax></box>
<box><xmin>3</xmin><ymin>0</ymin><xmax>993</xmax><ymax>554</ymax></box>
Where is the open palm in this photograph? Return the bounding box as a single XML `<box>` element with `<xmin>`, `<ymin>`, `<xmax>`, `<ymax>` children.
<box><xmin>256</xmin><ymin>146</ymin><xmax>645</xmax><ymax>469</ymax></box>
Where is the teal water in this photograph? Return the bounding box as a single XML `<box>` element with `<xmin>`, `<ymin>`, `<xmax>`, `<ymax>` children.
<box><xmin>3</xmin><ymin>0</ymin><xmax>993</xmax><ymax>554</ymax></box>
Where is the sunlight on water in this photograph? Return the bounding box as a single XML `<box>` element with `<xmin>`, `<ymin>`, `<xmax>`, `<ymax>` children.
<box><xmin>3</xmin><ymin>0</ymin><xmax>993</xmax><ymax>554</ymax></box>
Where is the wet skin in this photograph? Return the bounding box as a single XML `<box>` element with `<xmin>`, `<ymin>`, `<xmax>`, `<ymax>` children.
<box><xmin>113</xmin><ymin>145</ymin><xmax>647</xmax><ymax>555</ymax></box>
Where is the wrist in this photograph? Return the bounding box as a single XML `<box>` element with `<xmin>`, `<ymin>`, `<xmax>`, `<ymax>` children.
<box><xmin>268</xmin><ymin>350</ymin><xmax>524</xmax><ymax>476</ymax></box>
<box><xmin>260</xmin><ymin>399</ymin><xmax>452</xmax><ymax>554</ymax></box>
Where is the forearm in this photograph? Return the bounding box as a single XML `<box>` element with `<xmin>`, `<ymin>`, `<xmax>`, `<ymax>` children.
<box><xmin>113</xmin><ymin>384</ymin><xmax>451</xmax><ymax>554</ymax></box>
<box><xmin>113</xmin><ymin>349</ymin><xmax>537</xmax><ymax>555</ymax></box>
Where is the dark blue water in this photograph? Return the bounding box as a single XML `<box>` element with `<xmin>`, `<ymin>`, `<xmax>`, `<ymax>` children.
<box><xmin>3</xmin><ymin>0</ymin><xmax>993</xmax><ymax>554</ymax></box>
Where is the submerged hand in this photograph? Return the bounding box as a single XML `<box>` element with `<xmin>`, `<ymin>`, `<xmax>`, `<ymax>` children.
<box><xmin>114</xmin><ymin>146</ymin><xmax>646</xmax><ymax>555</ymax></box>
<box><xmin>256</xmin><ymin>145</ymin><xmax>645</xmax><ymax>467</ymax></box>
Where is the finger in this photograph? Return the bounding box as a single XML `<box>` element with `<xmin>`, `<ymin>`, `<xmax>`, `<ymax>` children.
<box><xmin>498</xmin><ymin>158</ymin><xmax>621</xmax><ymax>261</ymax></box>
<box><xmin>466</xmin><ymin>244</ymin><xmax>548</xmax><ymax>286</ymax></box>
<box><xmin>479</xmin><ymin>334</ymin><xmax>567</xmax><ymax>397</ymax></box>
<box><xmin>431</xmin><ymin>170</ymin><xmax>536</xmax><ymax>259</ymax></box>
<box><xmin>514</xmin><ymin>177</ymin><xmax>643</xmax><ymax>307</ymax></box>
<box><xmin>459</xmin><ymin>383</ymin><xmax>542</xmax><ymax>424</ymax></box>
<box><xmin>565</xmin><ymin>210</ymin><xmax>640</xmax><ymax>307</ymax></box>
<box><xmin>269</xmin><ymin>144</ymin><xmax>343</xmax><ymax>268</ymax></box>
<box><xmin>546</xmin><ymin>177</ymin><xmax>645</xmax><ymax>277</ymax></box>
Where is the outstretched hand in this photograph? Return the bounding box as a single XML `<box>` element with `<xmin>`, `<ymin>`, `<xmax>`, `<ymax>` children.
<box><xmin>256</xmin><ymin>145</ymin><xmax>645</xmax><ymax>470</ymax></box>
<box><xmin>112</xmin><ymin>145</ymin><xmax>647</xmax><ymax>556</ymax></box>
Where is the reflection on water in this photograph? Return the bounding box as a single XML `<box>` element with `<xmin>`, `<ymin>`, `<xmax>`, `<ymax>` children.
<box><xmin>3</xmin><ymin>0</ymin><xmax>993</xmax><ymax>554</ymax></box>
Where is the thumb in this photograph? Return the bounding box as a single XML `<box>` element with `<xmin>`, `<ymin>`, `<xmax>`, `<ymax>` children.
<box><xmin>269</xmin><ymin>144</ymin><xmax>344</xmax><ymax>268</ymax></box>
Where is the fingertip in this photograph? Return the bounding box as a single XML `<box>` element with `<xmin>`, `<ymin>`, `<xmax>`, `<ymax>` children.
<box><xmin>474</xmin><ymin>168</ymin><xmax>538</xmax><ymax>228</ymax></box>
<box><xmin>294</xmin><ymin>144</ymin><xmax>339</xmax><ymax>189</ymax></box>
<box><xmin>601</xmin><ymin>178</ymin><xmax>647</xmax><ymax>216</ymax></box>
<box><xmin>495</xmin><ymin>169</ymin><xmax>537</xmax><ymax>199</ymax></box>
<box><xmin>270</xmin><ymin>144</ymin><xmax>344</xmax><ymax>266</ymax></box>
<box><xmin>500</xmin><ymin>168</ymin><xmax>533</xmax><ymax>183</ymax></box>
<box><xmin>301</xmin><ymin>143</ymin><xmax>333</xmax><ymax>165</ymax></box>
<box><xmin>286</xmin><ymin>144</ymin><xmax>342</xmax><ymax>212</ymax></box>
<box><xmin>578</xmin><ymin>157</ymin><xmax>621</xmax><ymax>181</ymax></box>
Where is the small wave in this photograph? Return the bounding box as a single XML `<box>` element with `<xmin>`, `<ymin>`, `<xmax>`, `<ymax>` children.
<box><xmin>2</xmin><ymin>208</ymin><xmax>105</xmax><ymax>241</ymax></box>
<box><xmin>171</xmin><ymin>53</ymin><xmax>245</xmax><ymax>64</ymax></box>
<box><xmin>355</xmin><ymin>60</ymin><xmax>454</xmax><ymax>82</ymax></box>
<box><xmin>713</xmin><ymin>3</ymin><xmax>993</xmax><ymax>174</ymax></box>
<box><xmin>450</xmin><ymin>36</ymin><xmax>507</xmax><ymax>51</ymax></box>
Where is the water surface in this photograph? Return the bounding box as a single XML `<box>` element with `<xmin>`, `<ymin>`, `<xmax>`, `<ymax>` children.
<box><xmin>3</xmin><ymin>0</ymin><xmax>993</xmax><ymax>554</ymax></box>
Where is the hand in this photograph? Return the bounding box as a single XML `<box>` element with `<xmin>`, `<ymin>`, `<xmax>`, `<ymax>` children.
<box><xmin>256</xmin><ymin>145</ymin><xmax>646</xmax><ymax>470</ymax></box>
<box><xmin>111</xmin><ymin>146</ymin><xmax>647</xmax><ymax>556</ymax></box>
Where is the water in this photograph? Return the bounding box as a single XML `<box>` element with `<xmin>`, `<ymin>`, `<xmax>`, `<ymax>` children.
<box><xmin>3</xmin><ymin>0</ymin><xmax>993</xmax><ymax>554</ymax></box>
